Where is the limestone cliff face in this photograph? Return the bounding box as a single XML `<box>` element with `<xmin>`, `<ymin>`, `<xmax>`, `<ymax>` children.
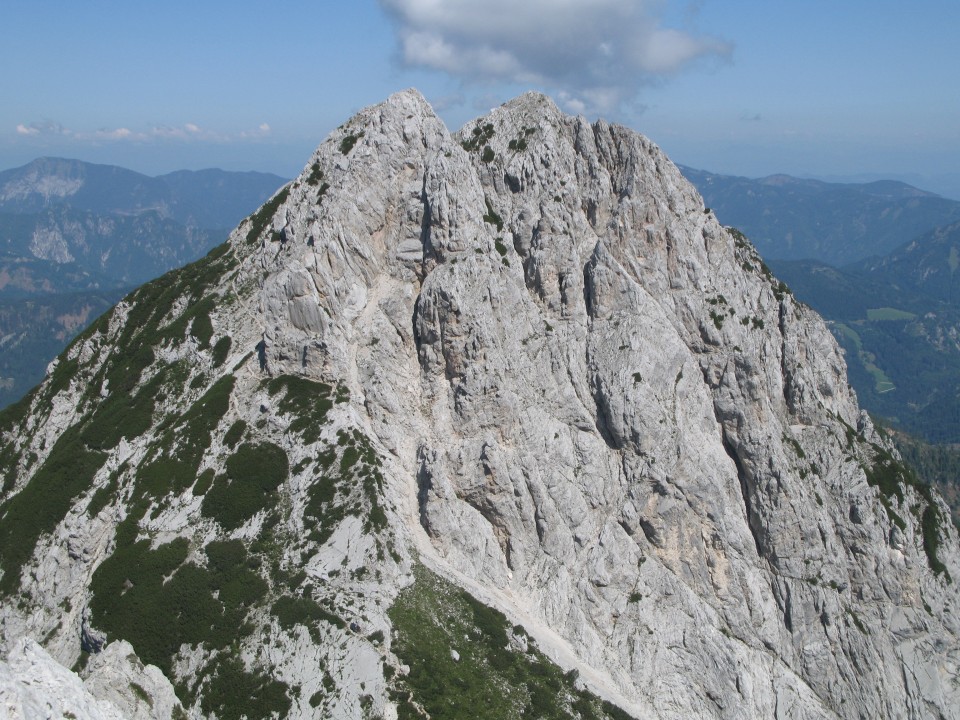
<box><xmin>0</xmin><ymin>90</ymin><xmax>957</xmax><ymax>719</ymax></box>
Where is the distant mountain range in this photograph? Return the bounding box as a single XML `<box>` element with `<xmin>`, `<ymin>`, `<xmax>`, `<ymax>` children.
<box><xmin>0</xmin><ymin>157</ymin><xmax>286</xmax><ymax>229</ymax></box>
<box><xmin>850</xmin><ymin>219</ymin><xmax>960</xmax><ymax>304</ymax></box>
<box><xmin>682</xmin><ymin>166</ymin><xmax>960</xmax><ymax>266</ymax></box>
<box><xmin>0</xmin><ymin>158</ymin><xmax>288</xmax><ymax>285</ymax></box>
<box><xmin>0</xmin><ymin>158</ymin><xmax>286</xmax><ymax>407</ymax></box>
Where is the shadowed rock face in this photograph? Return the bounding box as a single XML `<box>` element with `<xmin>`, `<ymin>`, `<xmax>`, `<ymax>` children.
<box><xmin>0</xmin><ymin>90</ymin><xmax>958</xmax><ymax>719</ymax></box>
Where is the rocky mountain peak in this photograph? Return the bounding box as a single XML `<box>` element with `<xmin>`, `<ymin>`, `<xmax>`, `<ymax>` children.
<box><xmin>0</xmin><ymin>91</ymin><xmax>958</xmax><ymax>719</ymax></box>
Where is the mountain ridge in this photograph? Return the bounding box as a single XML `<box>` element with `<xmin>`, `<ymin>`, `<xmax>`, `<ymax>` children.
<box><xmin>0</xmin><ymin>89</ymin><xmax>957</xmax><ymax>719</ymax></box>
<box><xmin>0</xmin><ymin>157</ymin><xmax>287</xmax><ymax>229</ymax></box>
<box><xmin>682</xmin><ymin>165</ymin><xmax>960</xmax><ymax>265</ymax></box>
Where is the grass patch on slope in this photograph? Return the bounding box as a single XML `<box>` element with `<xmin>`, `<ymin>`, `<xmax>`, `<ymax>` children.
<box><xmin>866</xmin><ymin>307</ymin><xmax>917</xmax><ymax>322</ymax></box>
<box><xmin>90</xmin><ymin>538</ymin><xmax>266</xmax><ymax>674</ymax></box>
<box><xmin>0</xmin><ymin>426</ymin><xmax>105</xmax><ymax>594</ymax></box>
<box><xmin>265</xmin><ymin>374</ymin><xmax>343</xmax><ymax>444</ymax></box>
<box><xmin>388</xmin><ymin>565</ymin><xmax>637</xmax><ymax>720</ymax></box>
<box><xmin>135</xmin><ymin>374</ymin><xmax>234</xmax><ymax>501</ymax></box>
<box><xmin>303</xmin><ymin>428</ymin><xmax>387</xmax><ymax>546</ymax></box>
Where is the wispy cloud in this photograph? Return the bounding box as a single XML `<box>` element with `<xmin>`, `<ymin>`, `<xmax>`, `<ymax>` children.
<box><xmin>380</xmin><ymin>0</ymin><xmax>732</xmax><ymax>115</ymax></box>
<box><xmin>238</xmin><ymin>123</ymin><xmax>272</xmax><ymax>139</ymax></box>
<box><xmin>430</xmin><ymin>93</ymin><xmax>467</xmax><ymax>112</ymax></box>
<box><xmin>16</xmin><ymin>121</ymin><xmax>71</xmax><ymax>137</ymax></box>
<box><xmin>93</xmin><ymin>127</ymin><xmax>136</xmax><ymax>140</ymax></box>
<box><xmin>14</xmin><ymin>120</ymin><xmax>273</xmax><ymax>144</ymax></box>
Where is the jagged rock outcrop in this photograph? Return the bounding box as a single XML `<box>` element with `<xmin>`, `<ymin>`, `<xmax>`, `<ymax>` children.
<box><xmin>0</xmin><ymin>636</ymin><xmax>180</xmax><ymax>719</ymax></box>
<box><xmin>0</xmin><ymin>90</ymin><xmax>958</xmax><ymax>719</ymax></box>
<box><xmin>0</xmin><ymin>637</ymin><xmax>126</xmax><ymax>720</ymax></box>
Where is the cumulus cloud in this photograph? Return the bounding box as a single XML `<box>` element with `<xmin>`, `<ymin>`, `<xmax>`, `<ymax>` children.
<box><xmin>380</xmin><ymin>0</ymin><xmax>731</xmax><ymax>114</ymax></box>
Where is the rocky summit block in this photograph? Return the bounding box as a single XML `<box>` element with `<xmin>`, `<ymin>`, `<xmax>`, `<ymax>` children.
<box><xmin>0</xmin><ymin>89</ymin><xmax>958</xmax><ymax>719</ymax></box>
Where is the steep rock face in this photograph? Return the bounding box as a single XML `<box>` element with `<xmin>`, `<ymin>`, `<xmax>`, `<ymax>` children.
<box><xmin>0</xmin><ymin>91</ymin><xmax>958</xmax><ymax>719</ymax></box>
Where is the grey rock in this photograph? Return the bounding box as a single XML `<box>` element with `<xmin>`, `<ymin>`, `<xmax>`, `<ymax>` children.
<box><xmin>80</xmin><ymin>608</ymin><xmax>107</xmax><ymax>655</ymax></box>
<box><xmin>82</xmin><ymin>640</ymin><xmax>183</xmax><ymax>720</ymax></box>
<box><xmin>0</xmin><ymin>637</ymin><xmax>126</xmax><ymax>720</ymax></box>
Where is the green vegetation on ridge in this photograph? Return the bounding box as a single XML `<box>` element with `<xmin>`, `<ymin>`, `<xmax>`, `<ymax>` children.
<box><xmin>0</xmin><ymin>233</ymin><xmax>239</xmax><ymax>595</ymax></box>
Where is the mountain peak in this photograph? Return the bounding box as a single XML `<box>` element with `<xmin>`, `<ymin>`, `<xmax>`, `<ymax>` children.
<box><xmin>1</xmin><ymin>90</ymin><xmax>958</xmax><ymax>719</ymax></box>
<box><xmin>384</xmin><ymin>86</ymin><xmax>433</xmax><ymax>108</ymax></box>
<box><xmin>501</xmin><ymin>89</ymin><xmax>562</xmax><ymax>113</ymax></box>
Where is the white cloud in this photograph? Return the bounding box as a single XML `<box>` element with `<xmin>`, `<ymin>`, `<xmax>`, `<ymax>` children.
<box><xmin>95</xmin><ymin>123</ymin><xmax>268</xmax><ymax>142</ymax></box>
<box><xmin>149</xmin><ymin>125</ymin><xmax>193</xmax><ymax>139</ymax></box>
<box><xmin>15</xmin><ymin>121</ymin><xmax>71</xmax><ymax>137</ymax></box>
<box><xmin>431</xmin><ymin>93</ymin><xmax>467</xmax><ymax>112</ymax></box>
<box><xmin>238</xmin><ymin>123</ymin><xmax>272</xmax><ymax>139</ymax></box>
<box><xmin>380</xmin><ymin>0</ymin><xmax>731</xmax><ymax>114</ymax></box>
<box><xmin>94</xmin><ymin>127</ymin><xmax>137</xmax><ymax>140</ymax></box>
<box><xmin>14</xmin><ymin>119</ymin><xmax>273</xmax><ymax>145</ymax></box>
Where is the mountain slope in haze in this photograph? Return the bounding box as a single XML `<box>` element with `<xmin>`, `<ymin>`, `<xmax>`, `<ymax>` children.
<box><xmin>0</xmin><ymin>287</ymin><xmax>127</xmax><ymax>404</ymax></box>
<box><xmin>0</xmin><ymin>157</ymin><xmax>286</xmax><ymax>229</ymax></box>
<box><xmin>682</xmin><ymin>166</ymin><xmax>960</xmax><ymax>266</ymax></box>
<box><xmin>0</xmin><ymin>206</ymin><xmax>219</xmax><ymax>286</ymax></box>
<box><xmin>0</xmin><ymin>157</ymin><xmax>168</xmax><ymax>215</ymax></box>
<box><xmin>0</xmin><ymin>91</ymin><xmax>957</xmax><ymax>719</ymax></box>
<box><xmin>0</xmin><ymin>252</ymin><xmax>113</xmax><ymax>299</ymax></box>
<box><xmin>0</xmin><ymin>157</ymin><xmax>287</xmax><ymax>284</ymax></box>
<box><xmin>157</xmin><ymin>167</ymin><xmax>301</xmax><ymax>230</ymax></box>
<box><xmin>851</xmin><ymin>219</ymin><xmax>960</xmax><ymax>304</ymax></box>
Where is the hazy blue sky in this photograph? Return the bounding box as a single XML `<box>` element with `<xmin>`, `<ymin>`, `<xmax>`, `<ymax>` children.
<box><xmin>4</xmin><ymin>1</ymin><xmax>959</xmax><ymax>196</ymax></box>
